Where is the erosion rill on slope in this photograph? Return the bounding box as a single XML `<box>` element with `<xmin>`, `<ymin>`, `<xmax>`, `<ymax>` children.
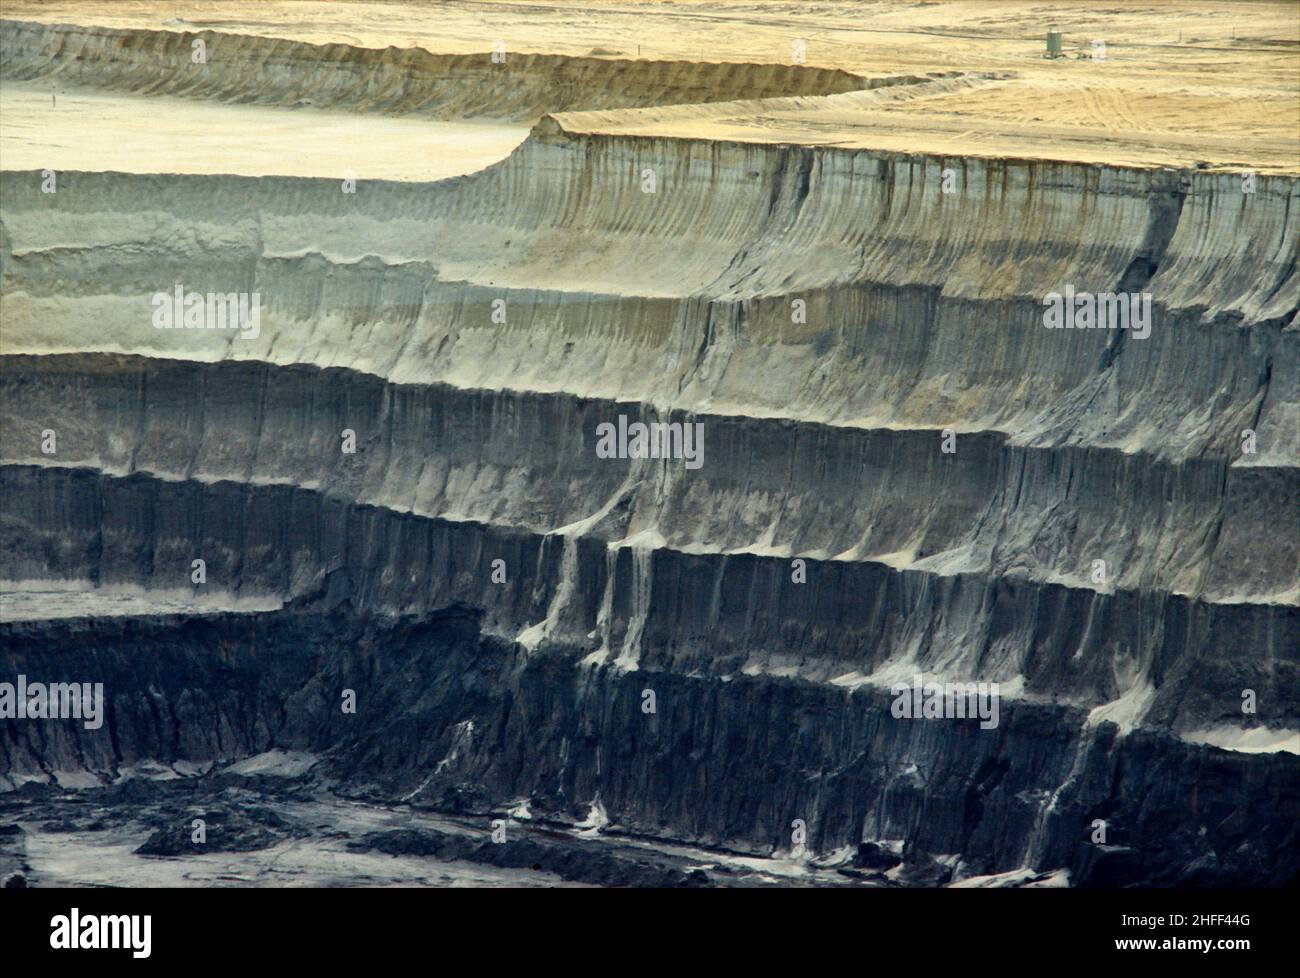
<box><xmin>1</xmin><ymin>16</ymin><xmax>1297</xmax><ymax>887</ymax></box>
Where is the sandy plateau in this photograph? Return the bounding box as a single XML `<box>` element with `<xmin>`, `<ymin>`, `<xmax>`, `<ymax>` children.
<box><xmin>3</xmin><ymin>0</ymin><xmax>1298</xmax><ymax>173</ymax></box>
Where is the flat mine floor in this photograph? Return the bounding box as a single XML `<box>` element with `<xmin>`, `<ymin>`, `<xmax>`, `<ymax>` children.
<box><xmin>0</xmin><ymin>81</ymin><xmax>528</xmax><ymax>179</ymax></box>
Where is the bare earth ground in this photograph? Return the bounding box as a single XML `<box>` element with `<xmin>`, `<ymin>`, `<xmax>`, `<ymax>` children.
<box><xmin>3</xmin><ymin>0</ymin><xmax>1298</xmax><ymax>173</ymax></box>
<box><xmin>0</xmin><ymin>82</ymin><xmax>529</xmax><ymax>178</ymax></box>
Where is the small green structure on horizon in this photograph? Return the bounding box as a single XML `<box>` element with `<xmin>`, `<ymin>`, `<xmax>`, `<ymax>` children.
<box><xmin>1045</xmin><ymin>30</ymin><xmax>1064</xmax><ymax>58</ymax></box>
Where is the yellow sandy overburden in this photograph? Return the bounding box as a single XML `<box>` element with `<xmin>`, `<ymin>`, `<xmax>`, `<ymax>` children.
<box><xmin>3</xmin><ymin>0</ymin><xmax>1297</xmax><ymax>171</ymax></box>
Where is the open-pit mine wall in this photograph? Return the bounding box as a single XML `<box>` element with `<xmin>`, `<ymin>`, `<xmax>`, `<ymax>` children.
<box><xmin>0</xmin><ymin>20</ymin><xmax>873</xmax><ymax>121</ymax></box>
<box><xmin>1</xmin><ymin>19</ymin><xmax>1297</xmax><ymax>885</ymax></box>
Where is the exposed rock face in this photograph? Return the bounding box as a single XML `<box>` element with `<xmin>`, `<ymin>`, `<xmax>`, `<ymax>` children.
<box><xmin>2</xmin><ymin>607</ymin><xmax>1296</xmax><ymax>885</ymax></box>
<box><xmin>0</xmin><ymin>16</ymin><xmax>1296</xmax><ymax>887</ymax></box>
<box><xmin>0</xmin><ymin>20</ymin><xmax>871</xmax><ymax>121</ymax></box>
